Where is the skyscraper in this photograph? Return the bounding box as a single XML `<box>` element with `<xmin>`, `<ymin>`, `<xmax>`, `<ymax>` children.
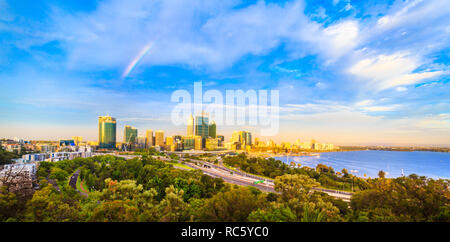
<box><xmin>230</xmin><ymin>130</ymin><xmax>252</xmax><ymax>149</ymax></box>
<box><xmin>209</xmin><ymin>120</ymin><xmax>216</xmax><ymax>138</ymax></box>
<box><xmin>194</xmin><ymin>135</ymin><xmax>203</xmax><ymax>150</ymax></box>
<box><xmin>146</xmin><ymin>130</ymin><xmax>153</xmax><ymax>148</ymax></box>
<box><xmin>98</xmin><ymin>116</ymin><xmax>116</xmax><ymax>149</ymax></box>
<box><xmin>72</xmin><ymin>136</ymin><xmax>83</xmax><ymax>146</ymax></box>
<box><xmin>137</xmin><ymin>136</ymin><xmax>146</xmax><ymax>149</ymax></box>
<box><xmin>182</xmin><ymin>136</ymin><xmax>195</xmax><ymax>150</ymax></box>
<box><xmin>155</xmin><ymin>130</ymin><xmax>164</xmax><ymax>146</ymax></box>
<box><xmin>166</xmin><ymin>136</ymin><xmax>174</xmax><ymax>146</ymax></box>
<box><xmin>195</xmin><ymin>113</ymin><xmax>209</xmax><ymax>138</ymax></box>
<box><xmin>245</xmin><ymin>132</ymin><xmax>252</xmax><ymax>146</ymax></box>
<box><xmin>124</xmin><ymin>125</ymin><xmax>137</xmax><ymax>144</ymax></box>
<box><xmin>217</xmin><ymin>135</ymin><xmax>224</xmax><ymax>142</ymax></box>
<box><xmin>187</xmin><ymin>115</ymin><xmax>194</xmax><ymax>136</ymax></box>
<box><xmin>231</xmin><ymin>131</ymin><xmax>240</xmax><ymax>143</ymax></box>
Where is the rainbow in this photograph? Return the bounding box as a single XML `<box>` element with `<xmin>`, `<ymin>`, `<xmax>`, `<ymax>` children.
<box><xmin>122</xmin><ymin>42</ymin><xmax>153</xmax><ymax>78</ymax></box>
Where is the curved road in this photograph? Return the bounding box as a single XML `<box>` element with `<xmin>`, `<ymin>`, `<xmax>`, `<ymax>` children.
<box><xmin>69</xmin><ymin>170</ymin><xmax>88</xmax><ymax>197</ymax></box>
<box><xmin>106</xmin><ymin>153</ymin><xmax>353</xmax><ymax>201</ymax></box>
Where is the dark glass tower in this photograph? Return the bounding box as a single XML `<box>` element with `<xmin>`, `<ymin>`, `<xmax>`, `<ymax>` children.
<box><xmin>208</xmin><ymin>120</ymin><xmax>216</xmax><ymax>138</ymax></box>
<box><xmin>195</xmin><ymin>114</ymin><xmax>209</xmax><ymax>138</ymax></box>
<box><xmin>124</xmin><ymin>125</ymin><xmax>138</xmax><ymax>144</ymax></box>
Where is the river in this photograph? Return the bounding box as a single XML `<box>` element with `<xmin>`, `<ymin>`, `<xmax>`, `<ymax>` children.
<box><xmin>274</xmin><ymin>150</ymin><xmax>450</xmax><ymax>179</ymax></box>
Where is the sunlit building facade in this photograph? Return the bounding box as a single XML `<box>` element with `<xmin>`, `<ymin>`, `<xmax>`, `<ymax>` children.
<box><xmin>194</xmin><ymin>135</ymin><xmax>203</xmax><ymax>150</ymax></box>
<box><xmin>98</xmin><ymin>116</ymin><xmax>116</xmax><ymax>149</ymax></box>
<box><xmin>187</xmin><ymin>115</ymin><xmax>194</xmax><ymax>136</ymax></box>
<box><xmin>72</xmin><ymin>136</ymin><xmax>83</xmax><ymax>146</ymax></box>
<box><xmin>166</xmin><ymin>136</ymin><xmax>174</xmax><ymax>146</ymax></box>
<box><xmin>205</xmin><ymin>138</ymin><xmax>219</xmax><ymax>151</ymax></box>
<box><xmin>155</xmin><ymin>130</ymin><xmax>164</xmax><ymax>146</ymax></box>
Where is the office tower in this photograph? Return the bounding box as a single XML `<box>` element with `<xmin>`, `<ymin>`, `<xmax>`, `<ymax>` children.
<box><xmin>187</xmin><ymin>115</ymin><xmax>194</xmax><ymax>136</ymax></box>
<box><xmin>166</xmin><ymin>136</ymin><xmax>174</xmax><ymax>146</ymax></box>
<box><xmin>173</xmin><ymin>141</ymin><xmax>183</xmax><ymax>151</ymax></box>
<box><xmin>217</xmin><ymin>135</ymin><xmax>225</xmax><ymax>147</ymax></box>
<box><xmin>205</xmin><ymin>138</ymin><xmax>219</xmax><ymax>151</ymax></box>
<box><xmin>311</xmin><ymin>139</ymin><xmax>316</xmax><ymax>150</ymax></box>
<box><xmin>195</xmin><ymin>113</ymin><xmax>209</xmax><ymax>138</ymax></box>
<box><xmin>124</xmin><ymin>125</ymin><xmax>137</xmax><ymax>144</ymax></box>
<box><xmin>245</xmin><ymin>132</ymin><xmax>252</xmax><ymax>146</ymax></box>
<box><xmin>194</xmin><ymin>135</ymin><xmax>203</xmax><ymax>150</ymax></box>
<box><xmin>239</xmin><ymin>131</ymin><xmax>246</xmax><ymax>145</ymax></box>
<box><xmin>231</xmin><ymin>131</ymin><xmax>252</xmax><ymax>149</ymax></box>
<box><xmin>237</xmin><ymin>131</ymin><xmax>252</xmax><ymax>146</ymax></box>
<box><xmin>209</xmin><ymin>120</ymin><xmax>216</xmax><ymax>138</ymax></box>
<box><xmin>59</xmin><ymin>139</ymin><xmax>75</xmax><ymax>146</ymax></box>
<box><xmin>137</xmin><ymin>136</ymin><xmax>146</xmax><ymax>149</ymax></box>
<box><xmin>182</xmin><ymin>136</ymin><xmax>195</xmax><ymax>150</ymax></box>
<box><xmin>98</xmin><ymin>116</ymin><xmax>117</xmax><ymax>149</ymax></box>
<box><xmin>173</xmin><ymin>135</ymin><xmax>182</xmax><ymax>142</ymax></box>
<box><xmin>254</xmin><ymin>137</ymin><xmax>260</xmax><ymax>146</ymax></box>
<box><xmin>146</xmin><ymin>130</ymin><xmax>153</xmax><ymax>148</ymax></box>
<box><xmin>231</xmin><ymin>131</ymin><xmax>240</xmax><ymax>143</ymax></box>
<box><xmin>155</xmin><ymin>130</ymin><xmax>164</xmax><ymax>146</ymax></box>
<box><xmin>217</xmin><ymin>135</ymin><xmax>224</xmax><ymax>142</ymax></box>
<box><xmin>72</xmin><ymin>136</ymin><xmax>83</xmax><ymax>146</ymax></box>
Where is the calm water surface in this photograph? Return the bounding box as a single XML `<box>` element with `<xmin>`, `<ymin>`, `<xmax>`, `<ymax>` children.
<box><xmin>274</xmin><ymin>150</ymin><xmax>450</xmax><ymax>179</ymax></box>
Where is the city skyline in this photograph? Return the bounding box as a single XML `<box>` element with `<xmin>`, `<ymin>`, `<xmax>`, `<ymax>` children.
<box><xmin>1</xmin><ymin>112</ymin><xmax>449</xmax><ymax>147</ymax></box>
<box><xmin>0</xmin><ymin>0</ymin><xmax>449</xmax><ymax>146</ymax></box>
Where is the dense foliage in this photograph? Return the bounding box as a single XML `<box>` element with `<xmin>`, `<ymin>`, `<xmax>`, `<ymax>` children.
<box><xmin>0</xmin><ymin>154</ymin><xmax>448</xmax><ymax>222</ymax></box>
<box><xmin>223</xmin><ymin>153</ymin><xmax>370</xmax><ymax>191</ymax></box>
<box><xmin>0</xmin><ymin>148</ymin><xmax>20</xmax><ymax>165</ymax></box>
<box><xmin>351</xmin><ymin>174</ymin><xmax>450</xmax><ymax>221</ymax></box>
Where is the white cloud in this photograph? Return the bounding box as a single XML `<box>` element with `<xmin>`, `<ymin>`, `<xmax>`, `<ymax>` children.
<box><xmin>376</xmin><ymin>0</ymin><xmax>449</xmax><ymax>30</ymax></box>
<box><xmin>396</xmin><ymin>86</ymin><xmax>407</xmax><ymax>92</ymax></box>
<box><xmin>42</xmin><ymin>0</ymin><xmax>363</xmax><ymax>73</ymax></box>
<box><xmin>415</xmin><ymin>113</ymin><xmax>450</xmax><ymax>131</ymax></box>
<box><xmin>348</xmin><ymin>52</ymin><xmax>444</xmax><ymax>90</ymax></box>
<box><xmin>360</xmin><ymin>105</ymin><xmax>400</xmax><ymax>112</ymax></box>
<box><xmin>322</xmin><ymin>20</ymin><xmax>359</xmax><ymax>61</ymax></box>
<box><xmin>355</xmin><ymin>99</ymin><xmax>374</xmax><ymax>107</ymax></box>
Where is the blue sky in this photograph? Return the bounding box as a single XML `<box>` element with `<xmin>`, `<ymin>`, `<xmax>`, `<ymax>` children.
<box><xmin>0</xmin><ymin>0</ymin><xmax>449</xmax><ymax>146</ymax></box>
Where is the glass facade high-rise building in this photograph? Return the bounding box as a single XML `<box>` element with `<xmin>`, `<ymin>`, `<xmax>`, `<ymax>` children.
<box><xmin>209</xmin><ymin>120</ymin><xmax>216</xmax><ymax>138</ymax></box>
<box><xmin>245</xmin><ymin>132</ymin><xmax>252</xmax><ymax>146</ymax></box>
<box><xmin>195</xmin><ymin>114</ymin><xmax>209</xmax><ymax>138</ymax></box>
<box><xmin>182</xmin><ymin>136</ymin><xmax>195</xmax><ymax>150</ymax></box>
<box><xmin>98</xmin><ymin>116</ymin><xmax>116</xmax><ymax>149</ymax></box>
<box><xmin>124</xmin><ymin>125</ymin><xmax>137</xmax><ymax>144</ymax></box>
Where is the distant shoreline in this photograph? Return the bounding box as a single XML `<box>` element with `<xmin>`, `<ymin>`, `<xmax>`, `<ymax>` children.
<box><xmin>252</xmin><ymin>148</ymin><xmax>449</xmax><ymax>158</ymax></box>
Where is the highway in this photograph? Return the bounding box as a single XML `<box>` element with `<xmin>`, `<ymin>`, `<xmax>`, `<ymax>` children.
<box><xmin>105</xmin><ymin>153</ymin><xmax>353</xmax><ymax>202</ymax></box>
<box><xmin>184</xmin><ymin>159</ymin><xmax>352</xmax><ymax>202</ymax></box>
